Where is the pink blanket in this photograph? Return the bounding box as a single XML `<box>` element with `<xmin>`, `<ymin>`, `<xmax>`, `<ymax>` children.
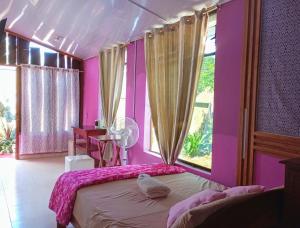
<box><xmin>49</xmin><ymin>164</ymin><xmax>186</xmax><ymax>225</ymax></box>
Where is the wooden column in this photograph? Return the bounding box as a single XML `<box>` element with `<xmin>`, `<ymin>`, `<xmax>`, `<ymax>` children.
<box><xmin>237</xmin><ymin>0</ymin><xmax>262</xmax><ymax>185</ymax></box>
<box><xmin>73</xmin><ymin>59</ymin><xmax>84</xmax><ymax>126</ymax></box>
<box><xmin>15</xmin><ymin>66</ymin><xmax>21</xmax><ymax>160</ymax></box>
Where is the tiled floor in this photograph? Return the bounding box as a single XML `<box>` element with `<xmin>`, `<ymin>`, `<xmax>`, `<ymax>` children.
<box><xmin>0</xmin><ymin>156</ymin><xmax>69</xmax><ymax>228</ymax></box>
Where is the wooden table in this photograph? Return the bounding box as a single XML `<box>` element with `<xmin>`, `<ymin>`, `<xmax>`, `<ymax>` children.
<box><xmin>72</xmin><ymin>126</ymin><xmax>106</xmax><ymax>156</ymax></box>
<box><xmin>89</xmin><ymin>135</ymin><xmax>122</xmax><ymax>167</ymax></box>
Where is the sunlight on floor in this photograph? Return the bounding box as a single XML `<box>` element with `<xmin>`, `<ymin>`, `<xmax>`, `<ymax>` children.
<box><xmin>0</xmin><ymin>156</ymin><xmax>73</xmax><ymax>228</ymax></box>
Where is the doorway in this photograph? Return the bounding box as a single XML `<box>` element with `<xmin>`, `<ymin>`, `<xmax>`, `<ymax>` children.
<box><xmin>0</xmin><ymin>65</ymin><xmax>16</xmax><ymax>158</ymax></box>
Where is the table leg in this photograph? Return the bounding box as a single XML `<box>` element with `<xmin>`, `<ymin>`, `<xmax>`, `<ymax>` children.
<box><xmin>101</xmin><ymin>142</ymin><xmax>108</xmax><ymax>167</ymax></box>
<box><xmin>113</xmin><ymin>143</ymin><xmax>121</xmax><ymax>166</ymax></box>
<box><xmin>73</xmin><ymin>132</ymin><xmax>76</xmax><ymax>156</ymax></box>
<box><xmin>117</xmin><ymin>146</ymin><xmax>121</xmax><ymax>166</ymax></box>
<box><xmin>97</xmin><ymin>142</ymin><xmax>104</xmax><ymax>168</ymax></box>
<box><xmin>86</xmin><ymin>137</ymin><xmax>90</xmax><ymax>156</ymax></box>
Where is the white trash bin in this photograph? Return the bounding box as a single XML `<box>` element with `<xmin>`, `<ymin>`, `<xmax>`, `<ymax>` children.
<box><xmin>65</xmin><ymin>155</ymin><xmax>94</xmax><ymax>172</ymax></box>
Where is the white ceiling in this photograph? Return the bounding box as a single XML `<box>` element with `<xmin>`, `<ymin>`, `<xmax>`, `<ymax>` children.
<box><xmin>0</xmin><ymin>0</ymin><xmax>230</xmax><ymax>60</ymax></box>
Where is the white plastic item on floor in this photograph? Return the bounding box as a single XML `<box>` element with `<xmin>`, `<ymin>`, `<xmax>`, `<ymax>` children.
<box><xmin>65</xmin><ymin>155</ymin><xmax>94</xmax><ymax>172</ymax></box>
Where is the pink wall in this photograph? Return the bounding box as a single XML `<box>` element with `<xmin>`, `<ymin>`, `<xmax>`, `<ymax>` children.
<box><xmin>125</xmin><ymin>40</ymin><xmax>161</xmax><ymax>165</ymax></box>
<box><xmin>253</xmin><ymin>152</ymin><xmax>285</xmax><ymax>188</ymax></box>
<box><xmin>214</xmin><ymin>0</ymin><xmax>285</xmax><ymax>188</ymax></box>
<box><xmin>82</xmin><ymin>0</ymin><xmax>285</xmax><ymax>188</ymax></box>
<box><xmin>124</xmin><ymin>0</ymin><xmax>246</xmax><ymax>187</ymax></box>
<box><xmin>211</xmin><ymin>0</ymin><xmax>245</xmax><ymax>186</ymax></box>
<box><xmin>83</xmin><ymin>56</ymin><xmax>99</xmax><ymax>125</ymax></box>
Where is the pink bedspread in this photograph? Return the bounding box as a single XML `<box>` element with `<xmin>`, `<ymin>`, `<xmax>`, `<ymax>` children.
<box><xmin>49</xmin><ymin>164</ymin><xmax>186</xmax><ymax>225</ymax></box>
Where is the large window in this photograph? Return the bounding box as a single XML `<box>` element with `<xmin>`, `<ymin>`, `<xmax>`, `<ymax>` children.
<box><xmin>150</xmin><ymin>14</ymin><xmax>216</xmax><ymax>170</ymax></box>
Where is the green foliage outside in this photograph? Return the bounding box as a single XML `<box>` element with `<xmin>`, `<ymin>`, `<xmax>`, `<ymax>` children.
<box><xmin>183</xmin><ymin>55</ymin><xmax>215</xmax><ymax>159</ymax></box>
<box><xmin>197</xmin><ymin>56</ymin><xmax>215</xmax><ymax>94</ymax></box>
<box><xmin>0</xmin><ymin>101</ymin><xmax>15</xmax><ymax>154</ymax></box>
<box><xmin>183</xmin><ymin>112</ymin><xmax>213</xmax><ymax>158</ymax></box>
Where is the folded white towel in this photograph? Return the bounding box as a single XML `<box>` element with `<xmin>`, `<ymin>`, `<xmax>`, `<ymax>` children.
<box><xmin>137</xmin><ymin>173</ymin><xmax>171</xmax><ymax>199</ymax></box>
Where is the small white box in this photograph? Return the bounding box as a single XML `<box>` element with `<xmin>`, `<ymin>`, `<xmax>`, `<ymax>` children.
<box><xmin>65</xmin><ymin>155</ymin><xmax>94</xmax><ymax>172</ymax></box>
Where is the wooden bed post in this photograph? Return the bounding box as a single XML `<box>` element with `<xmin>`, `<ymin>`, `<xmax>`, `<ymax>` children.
<box><xmin>56</xmin><ymin>221</ymin><xmax>66</xmax><ymax>228</ymax></box>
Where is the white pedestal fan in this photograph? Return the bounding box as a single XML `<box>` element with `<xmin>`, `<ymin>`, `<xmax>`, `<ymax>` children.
<box><xmin>109</xmin><ymin>117</ymin><xmax>139</xmax><ymax>165</ymax></box>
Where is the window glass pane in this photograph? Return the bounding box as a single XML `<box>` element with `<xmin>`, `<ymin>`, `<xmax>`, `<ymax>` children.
<box><xmin>179</xmin><ymin>55</ymin><xmax>215</xmax><ymax>169</ymax></box>
<box><xmin>29</xmin><ymin>41</ymin><xmax>57</xmax><ymax>66</ymax></box>
<box><xmin>205</xmin><ymin>26</ymin><xmax>216</xmax><ymax>54</ymax></box>
<box><xmin>150</xmin><ymin>121</ymin><xmax>159</xmax><ymax>152</ymax></box>
<box><xmin>116</xmin><ymin>62</ymin><xmax>127</xmax><ymax>120</ymax></box>
<box><xmin>117</xmin><ymin>98</ymin><xmax>126</xmax><ymax>120</ymax></box>
<box><xmin>120</xmin><ymin>66</ymin><xmax>127</xmax><ymax>99</ymax></box>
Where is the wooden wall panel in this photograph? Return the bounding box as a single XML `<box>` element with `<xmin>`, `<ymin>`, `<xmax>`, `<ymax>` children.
<box><xmin>238</xmin><ymin>0</ymin><xmax>300</xmax><ymax>185</ymax></box>
<box><xmin>253</xmin><ymin>132</ymin><xmax>300</xmax><ymax>158</ymax></box>
<box><xmin>237</xmin><ymin>0</ymin><xmax>262</xmax><ymax>185</ymax></box>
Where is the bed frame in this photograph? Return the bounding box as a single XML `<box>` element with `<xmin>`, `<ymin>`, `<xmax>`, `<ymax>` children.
<box><xmin>200</xmin><ymin>188</ymin><xmax>284</xmax><ymax>228</ymax></box>
<box><xmin>56</xmin><ymin>188</ymin><xmax>284</xmax><ymax>228</ymax></box>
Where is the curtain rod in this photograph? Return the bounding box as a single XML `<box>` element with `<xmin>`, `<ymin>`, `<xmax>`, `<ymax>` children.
<box><xmin>1</xmin><ymin>63</ymin><xmax>84</xmax><ymax>72</ymax></box>
<box><xmin>98</xmin><ymin>4</ymin><xmax>218</xmax><ymax>51</ymax></box>
<box><xmin>121</xmin><ymin>5</ymin><xmax>218</xmax><ymax>48</ymax></box>
<box><xmin>19</xmin><ymin>64</ymin><xmax>84</xmax><ymax>72</ymax></box>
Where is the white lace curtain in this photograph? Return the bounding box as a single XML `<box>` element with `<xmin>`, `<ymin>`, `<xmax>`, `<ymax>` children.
<box><xmin>20</xmin><ymin>65</ymin><xmax>79</xmax><ymax>154</ymax></box>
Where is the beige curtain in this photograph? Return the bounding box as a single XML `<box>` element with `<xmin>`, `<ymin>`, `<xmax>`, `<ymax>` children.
<box><xmin>99</xmin><ymin>44</ymin><xmax>126</xmax><ymax>128</ymax></box>
<box><xmin>145</xmin><ymin>10</ymin><xmax>209</xmax><ymax>164</ymax></box>
<box><xmin>99</xmin><ymin>44</ymin><xmax>125</xmax><ymax>161</ymax></box>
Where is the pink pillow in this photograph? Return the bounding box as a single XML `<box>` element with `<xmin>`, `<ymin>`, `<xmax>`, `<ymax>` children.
<box><xmin>224</xmin><ymin>185</ymin><xmax>265</xmax><ymax>197</ymax></box>
<box><xmin>167</xmin><ymin>189</ymin><xmax>226</xmax><ymax>228</ymax></box>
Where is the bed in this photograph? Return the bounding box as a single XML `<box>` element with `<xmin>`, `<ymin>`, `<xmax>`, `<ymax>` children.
<box><xmin>52</xmin><ymin>165</ymin><xmax>284</xmax><ymax>228</ymax></box>
<box><xmin>71</xmin><ymin>172</ymin><xmax>225</xmax><ymax>228</ymax></box>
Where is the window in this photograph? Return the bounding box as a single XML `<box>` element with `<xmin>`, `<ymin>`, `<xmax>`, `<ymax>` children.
<box><xmin>115</xmin><ymin>49</ymin><xmax>127</xmax><ymax>120</ymax></box>
<box><xmin>150</xmin><ymin>14</ymin><xmax>217</xmax><ymax>170</ymax></box>
<box><xmin>29</xmin><ymin>42</ymin><xmax>58</xmax><ymax>66</ymax></box>
<box><xmin>0</xmin><ymin>66</ymin><xmax>16</xmax><ymax>154</ymax></box>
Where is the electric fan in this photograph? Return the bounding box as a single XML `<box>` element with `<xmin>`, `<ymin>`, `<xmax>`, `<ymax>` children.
<box><xmin>109</xmin><ymin>117</ymin><xmax>139</xmax><ymax>165</ymax></box>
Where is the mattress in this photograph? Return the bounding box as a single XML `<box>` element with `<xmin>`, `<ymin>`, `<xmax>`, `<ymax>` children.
<box><xmin>72</xmin><ymin>172</ymin><xmax>226</xmax><ymax>228</ymax></box>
